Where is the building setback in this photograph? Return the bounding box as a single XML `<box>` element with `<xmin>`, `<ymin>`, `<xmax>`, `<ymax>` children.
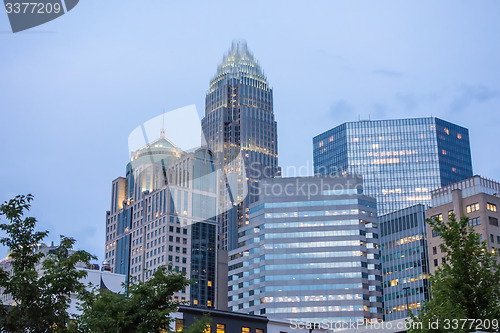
<box><xmin>228</xmin><ymin>175</ymin><xmax>383</xmax><ymax>324</ymax></box>
<box><xmin>202</xmin><ymin>40</ymin><xmax>279</xmax><ymax>251</ymax></box>
<box><xmin>379</xmin><ymin>204</ymin><xmax>430</xmax><ymax>321</ymax></box>
<box><xmin>426</xmin><ymin>175</ymin><xmax>500</xmax><ymax>274</ymax></box>
<box><xmin>313</xmin><ymin>117</ymin><xmax>473</xmax><ymax>216</ymax></box>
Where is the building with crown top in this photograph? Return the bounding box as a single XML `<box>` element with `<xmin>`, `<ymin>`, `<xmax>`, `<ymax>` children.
<box><xmin>202</xmin><ymin>41</ymin><xmax>279</xmax><ymax>251</ymax></box>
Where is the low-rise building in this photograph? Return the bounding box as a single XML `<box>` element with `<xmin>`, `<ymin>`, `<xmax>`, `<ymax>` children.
<box><xmin>426</xmin><ymin>175</ymin><xmax>500</xmax><ymax>274</ymax></box>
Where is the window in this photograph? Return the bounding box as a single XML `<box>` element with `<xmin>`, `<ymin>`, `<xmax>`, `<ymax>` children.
<box><xmin>208</xmin><ymin>281</ymin><xmax>212</xmax><ymax>287</ymax></box>
<box><xmin>432</xmin><ymin>247</ymin><xmax>437</xmax><ymax>255</ymax></box>
<box><xmin>432</xmin><ymin>230</ymin><xmax>440</xmax><ymax>238</ymax></box>
<box><xmin>175</xmin><ymin>319</ymin><xmax>184</xmax><ymax>332</ymax></box>
<box><xmin>256</xmin><ymin>330</ymin><xmax>264</xmax><ymax>333</ymax></box>
<box><xmin>487</xmin><ymin>203</ymin><xmax>497</xmax><ymax>212</ymax></box>
<box><xmin>491</xmin><ymin>234</ymin><xmax>495</xmax><ymax>243</ymax></box>
<box><xmin>241</xmin><ymin>328</ymin><xmax>250</xmax><ymax>333</ymax></box>
<box><xmin>431</xmin><ymin>214</ymin><xmax>443</xmax><ymax>222</ymax></box>
<box><xmin>466</xmin><ymin>203</ymin><xmax>480</xmax><ymax>214</ymax></box>
<box><xmin>216</xmin><ymin>324</ymin><xmax>225</xmax><ymax>333</ymax></box>
<box><xmin>469</xmin><ymin>217</ymin><xmax>481</xmax><ymax>227</ymax></box>
<box><xmin>489</xmin><ymin>217</ymin><xmax>499</xmax><ymax>227</ymax></box>
<box><xmin>497</xmin><ymin>236</ymin><xmax>500</xmax><ymax>244</ymax></box>
<box><xmin>433</xmin><ymin>259</ymin><xmax>438</xmax><ymax>267</ymax></box>
<box><xmin>203</xmin><ymin>325</ymin><xmax>210</xmax><ymax>333</ymax></box>
<box><xmin>207</xmin><ymin>300</ymin><xmax>212</xmax><ymax>307</ymax></box>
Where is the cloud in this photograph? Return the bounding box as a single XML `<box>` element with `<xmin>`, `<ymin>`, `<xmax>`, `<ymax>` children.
<box><xmin>329</xmin><ymin>100</ymin><xmax>354</xmax><ymax>119</ymax></box>
<box><xmin>372</xmin><ymin>69</ymin><xmax>404</xmax><ymax>78</ymax></box>
<box><xmin>450</xmin><ymin>85</ymin><xmax>499</xmax><ymax>113</ymax></box>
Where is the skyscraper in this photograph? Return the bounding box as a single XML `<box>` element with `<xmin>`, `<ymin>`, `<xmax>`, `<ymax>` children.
<box><xmin>105</xmin><ymin>132</ymin><xmax>224</xmax><ymax>309</ymax></box>
<box><xmin>202</xmin><ymin>41</ymin><xmax>278</xmax><ymax>251</ymax></box>
<box><xmin>228</xmin><ymin>176</ymin><xmax>383</xmax><ymax>324</ymax></box>
<box><xmin>379</xmin><ymin>204</ymin><xmax>430</xmax><ymax>321</ymax></box>
<box><xmin>313</xmin><ymin>117</ymin><xmax>473</xmax><ymax>215</ymax></box>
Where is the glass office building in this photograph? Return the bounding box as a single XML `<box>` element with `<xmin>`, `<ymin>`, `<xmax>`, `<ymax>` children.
<box><xmin>228</xmin><ymin>176</ymin><xmax>383</xmax><ymax>324</ymax></box>
<box><xmin>202</xmin><ymin>40</ymin><xmax>278</xmax><ymax>251</ymax></box>
<box><xmin>379</xmin><ymin>204</ymin><xmax>429</xmax><ymax>321</ymax></box>
<box><xmin>313</xmin><ymin>117</ymin><xmax>473</xmax><ymax>215</ymax></box>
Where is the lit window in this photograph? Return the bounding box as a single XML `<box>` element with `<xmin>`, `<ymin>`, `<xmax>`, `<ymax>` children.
<box><xmin>442</xmin><ymin>150</ymin><xmax>447</xmax><ymax>155</ymax></box>
<box><xmin>457</xmin><ymin>133</ymin><xmax>462</xmax><ymax>139</ymax></box>
<box><xmin>242</xmin><ymin>328</ymin><xmax>250</xmax><ymax>333</ymax></box>
<box><xmin>431</xmin><ymin>214</ymin><xmax>443</xmax><ymax>222</ymax></box>
<box><xmin>208</xmin><ymin>281</ymin><xmax>213</xmax><ymax>287</ymax></box>
<box><xmin>203</xmin><ymin>325</ymin><xmax>211</xmax><ymax>333</ymax></box>
<box><xmin>487</xmin><ymin>203</ymin><xmax>497</xmax><ymax>212</ymax></box>
<box><xmin>207</xmin><ymin>300</ymin><xmax>212</xmax><ymax>307</ymax></box>
<box><xmin>466</xmin><ymin>203</ymin><xmax>480</xmax><ymax>213</ymax></box>
<box><xmin>193</xmin><ymin>299</ymin><xmax>198</xmax><ymax>305</ymax></box>
<box><xmin>216</xmin><ymin>324</ymin><xmax>225</xmax><ymax>333</ymax></box>
<box><xmin>444</xmin><ymin>128</ymin><xmax>449</xmax><ymax>135</ymax></box>
<box><xmin>175</xmin><ymin>319</ymin><xmax>184</xmax><ymax>332</ymax></box>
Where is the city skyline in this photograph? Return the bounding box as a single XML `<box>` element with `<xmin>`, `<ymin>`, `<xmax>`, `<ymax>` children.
<box><xmin>1</xmin><ymin>1</ymin><xmax>500</xmax><ymax>259</ymax></box>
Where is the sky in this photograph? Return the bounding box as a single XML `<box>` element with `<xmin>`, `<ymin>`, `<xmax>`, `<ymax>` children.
<box><xmin>1</xmin><ymin>1</ymin><xmax>499</xmax><ymax>260</ymax></box>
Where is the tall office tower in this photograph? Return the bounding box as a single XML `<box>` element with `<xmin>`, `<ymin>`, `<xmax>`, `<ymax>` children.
<box><xmin>426</xmin><ymin>175</ymin><xmax>500</xmax><ymax>274</ymax></box>
<box><xmin>202</xmin><ymin>41</ymin><xmax>278</xmax><ymax>251</ymax></box>
<box><xmin>379</xmin><ymin>204</ymin><xmax>430</xmax><ymax>321</ymax></box>
<box><xmin>313</xmin><ymin>117</ymin><xmax>473</xmax><ymax>215</ymax></box>
<box><xmin>228</xmin><ymin>176</ymin><xmax>383</xmax><ymax>324</ymax></box>
<box><xmin>105</xmin><ymin>134</ymin><xmax>224</xmax><ymax>309</ymax></box>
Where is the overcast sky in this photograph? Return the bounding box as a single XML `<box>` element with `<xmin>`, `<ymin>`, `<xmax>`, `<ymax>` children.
<box><xmin>1</xmin><ymin>1</ymin><xmax>499</xmax><ymax>259</ymax></box>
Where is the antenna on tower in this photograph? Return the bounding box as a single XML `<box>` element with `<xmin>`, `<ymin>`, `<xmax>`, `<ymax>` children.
<box><xmin>160</xmin><ymin>109</ymin><xmax>166</xmax><ymax>138</ymax></box>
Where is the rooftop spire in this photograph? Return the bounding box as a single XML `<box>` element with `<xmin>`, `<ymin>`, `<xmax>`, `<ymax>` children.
<box><xmin>212</xmin><ymin>40</ymin><xmax>267</xmax><ymax>82</ymax></box>
<box><xmin>160</xmin><ymin>110</ymin><xmax>165</xmax><ymax>139</ymax></box>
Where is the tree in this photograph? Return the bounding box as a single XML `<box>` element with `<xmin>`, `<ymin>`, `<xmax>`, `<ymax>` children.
<box><xmin>0</xmin><ymin>194</ymin><xmax>95</xmax><ymax>332</ymax></box>
<box><xmin>74</xmin><ymin>266</ymin><xmax>211</xmax><ymax>333</ymax></box>
<box><xmin>409</xmin><ymin>214</ymin><xmax>500</xmax><ymax>333</ymax></box>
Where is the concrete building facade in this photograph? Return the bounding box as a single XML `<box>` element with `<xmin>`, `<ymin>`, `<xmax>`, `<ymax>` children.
<box><xmin>105</xmin><ymin>134</ymin><xmax>225</xmax><ymax>309</ymax></box>
<box><xmin>425</xmin><ymin>175</ymin><xmax>500</xmax><ymax>274</ymax></box>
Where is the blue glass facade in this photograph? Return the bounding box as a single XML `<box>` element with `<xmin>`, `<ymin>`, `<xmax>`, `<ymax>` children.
<box><xmin>379</xmin><ymin>204</ymin><xmax>429</xmax><ymax>321</ymax></box>
<box><xmin>228</xmin><ymin>176</ymin><xmax>383</xmax><ymax>324</ymax></box>
<box><xmin>202</xmin><ymin>41</ymin><xmax>278</xmax><ymax>251</ymax></box>
<box><xmin>313</xmin><ymin>117</ymin><xmax>473</xmax><ymax>216</ymax></box>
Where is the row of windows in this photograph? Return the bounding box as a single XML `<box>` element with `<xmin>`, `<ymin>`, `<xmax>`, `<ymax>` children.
<box><xmin>262</xmin><ymin>219</ymin><xmax>363</xmax><ymax>229</ymax></box>
<box><xmin>264</xmin><ymin>209</ymin><xmax>374</xmax><ymax>219</ymax></box>
<box><xmin>262</xmin><ymin>229</ymin><xmax>364</xmax><ymax>239</ymax></box>
<box><xmin>466</xmin><ymin>202</ymin><xmax>480</xmax><ymax>213</ymax></box>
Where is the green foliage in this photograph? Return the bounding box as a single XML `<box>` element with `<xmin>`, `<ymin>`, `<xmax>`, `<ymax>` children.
<box><xmin>180</xmin><ymin>314</ymin><xmax>211</xmax><ymax>333</ymax></box>
<box><xmin>0</xmin><ymin>194</ymin><xmax>95</xmax><ymax>332</ymax></box>
<box><xmin>74</xmin><ymin>266</ymin><xmax>203</xmax><ymax>333</ymax></box>
<box><xmin>409</xmin><ymin>214</ymin><xmax>500</xmax><ymax>333</ymax></box>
